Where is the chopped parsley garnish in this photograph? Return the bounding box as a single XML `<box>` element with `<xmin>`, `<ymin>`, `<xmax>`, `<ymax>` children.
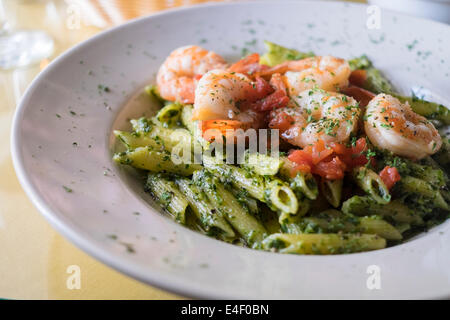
<box><xmin>98</xmin><ymin>84</ymin><xmax>110</xmax><ymax>93</ymax></box>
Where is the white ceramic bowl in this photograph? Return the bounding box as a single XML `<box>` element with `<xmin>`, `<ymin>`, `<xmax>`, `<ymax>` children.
<box><xmin>368</xmin><ymin>0</ymin><xmax>450</xmax><ymax>24</ymax></box>
<box><xmin>11</xmin><ymin>1</ymin><xmax>450</xmax><ymax>299</ymax></box>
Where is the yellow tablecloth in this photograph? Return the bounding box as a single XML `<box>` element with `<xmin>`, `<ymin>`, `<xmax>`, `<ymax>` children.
<box><xmin>0</xmin><ymin>0</ymin><xmax>365</xmax><ymax>300</ymax></box>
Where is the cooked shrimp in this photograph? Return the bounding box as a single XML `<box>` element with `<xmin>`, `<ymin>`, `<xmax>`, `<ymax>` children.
<box><xmin>364</xmin><ymin>94</ymin><xmax>442</xmax><ymax>159</ymax></box>
<box><xmin>156</xmin><ymin>45</ymin><xmax>227</xmax><ymax>104</ymax></box>
<box><xmin>192</xmin><ymin>69</ymin><xmax>273</xmax><ymax>127</ymax></box>
<box><xmin>269</xmin><ymin>88</ymin><xmax>361</xmax><ymax>148</ymax></box>
<box><xmin>260</xmin><ymin>56</ymin><xmax>351</xmax><ymax>97</ymax></box>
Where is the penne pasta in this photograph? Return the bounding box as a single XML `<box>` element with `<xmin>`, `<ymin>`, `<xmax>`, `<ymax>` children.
<box><xmin>113</xmin><ymin>147</ymin><xmax>201</xmax><ymax>176</ymax></box>
<box><xmin>262</xmin><ymin>233</ymin><xmax>386</xmax><ymax>254</ymax></box>
<box><xmin>243</xmin><ymin>152</ymin><xmax>283</xmax><ymax>176</ymax></box>
<box><xmin>320</xmin><ymin>178</ymin><xmax>343</xmax><ymax>208</ymax></box>
<box><xmin>146</xmin><ymin>173</ymin><xmax>188</xmax><ymax>223</ymax></box>
<box><xmin>193</xmin><ymin>170</ymin><xmax>267</xmax><ymax>247</ymax></box>
<box><xmin>175</xmin><ymin>177</ymin><xmax>235</xmax><ymax>238</ymax></box>
<box><xmin>155</xmin><ymin>103</ymin><xmax>182</xmax><ymax>128</ymax></box>
<box><xmin>353</xmin><ymin>167</ymin><xmax>391</xmax><ymax>204</ymax></box>
<box><xmin>342</xmin><ymin>195</ymin><xmax>423</xmax><ymax>225</ymax></box>
<box><xmin>399</xmin><ymin>176</ymin><xmax>448</xmax><ymax>211</ymax></box>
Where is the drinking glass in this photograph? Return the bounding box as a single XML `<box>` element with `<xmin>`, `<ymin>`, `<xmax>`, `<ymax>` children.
<box><xmin>0</xmin><ymin>0</ymin><xmax>54</xmax><ymax>70</ymax></box>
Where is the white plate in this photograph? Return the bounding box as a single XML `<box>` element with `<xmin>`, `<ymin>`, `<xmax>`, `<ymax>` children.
<box><xmin>11</xmin><ymin>1</ymin><xmax>450</xmax><ymax>299</ymax></box>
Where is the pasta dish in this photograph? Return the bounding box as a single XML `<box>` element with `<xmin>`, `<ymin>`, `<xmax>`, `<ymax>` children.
<box><xmin>113</xmin><ymin>41</ymin><xmax>450</xmax><ymax>255</ymax></box>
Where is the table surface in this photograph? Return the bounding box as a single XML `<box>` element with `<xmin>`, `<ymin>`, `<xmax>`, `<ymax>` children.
<box><xmin>0</xmin><ymin>0</ymin><xmax>364</xmax><ymax>300</ymax></box>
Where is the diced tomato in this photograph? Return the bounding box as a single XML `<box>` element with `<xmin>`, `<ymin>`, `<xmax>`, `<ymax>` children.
<box><xmin>329</xmin><ymin>141</ymin><xmax>347</xmax><ymax>155</ymax></box>
<box><xmin>351</xmin><ymin>154</ymin><xmax>369</xmax><ymax>167</ymax></box>
<box><xmin>251</xmin><ymin>90</ymin><xmax>289</xmax><ymax>111</ymax></box>
<box><xmin>228</xmin><ymin>53</ymin><xmax>259</xmax><ymax>72</ymax></box>
<box><xmin>340</xmin><ymin>85</ymin><xmax>375</xmax><ymax>107</ymax></box>
<box><xmin>328</xmin><ymin>142</ymin><xmax>352</xmax><ymax>167</ymax></box>
<box><xmin>312</xmin><ymin>156</ymin><xmax>346</xmax><ymax>180</ymax></box>
<box><xmin>288</xmin><ymin>149</ymin><xmax>313</xmax><ymax>165</ymax></box>
<box><xmin>252</xmin><ymin>76</ymin><xmax>274</xmax><ymax>100</ymax></box>
<box><xmin>228</xmin><ymin>53</ymin><xmax>269</xmax><ymax>76</ymax></box>
<box><xmin>379</xmin><ymin>166</ymin><xmax>401</xmax><ymax>189</ymax></box>
<box><xmin>293</xmin><ymin>161</ymin><xmax>312</xmax><ymax>175</ymax></box>
<box><xmin>241</xmin><ymin>76</ymin><xmax>274</xmax><ymax>106</ymax></box>
<box><xmin>309</xmin><ymin>140</ymin><xmax>334</xmax><ymax>165</ymax></box>
<box><xmin>269</xmin><ymin>73</ymin><xmax>287</xmax><ymax>93</ymax></box>
<box><xmin>287</xmin><ymin>137</ymin><xmax>376</xmax><ymax>180</ymax></box>
<box><xmin>248</xmin><ymin>75</ymin><xmax>289</xmax><ymax>112</ymax></box>
<box><xmin>269</xmin><ymin>111</ymin><xmax>294</xmax><ymax>132</ymax></box>
<box><xmin>329</xmin><ymin>138</ymin><xmax>372</xmax><ymax>167</ymax></box>
<box><xmin>351</xmin><ymin>137</ymin><xmax>367</xmax><ymax>154</ymax></box>
<box><xmin>288</xmin><ymin>150</ymin><xmax>313</xmax><ymax>175</ymax></box>
<box><xmin>349</xmin><ymin>69</ymin><xmax>367</xmax><ymax>87</ymax></box>
<box><xmin>350</xmin><ymin>137</ymin><xmax>377</xmax><ymax>167</ymax></box>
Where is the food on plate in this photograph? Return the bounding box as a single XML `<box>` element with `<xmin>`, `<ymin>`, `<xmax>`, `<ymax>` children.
<box><xmin>114</xmin><ymin>41</ymin><xmax>450</xmax><ymax>255</ymax></box>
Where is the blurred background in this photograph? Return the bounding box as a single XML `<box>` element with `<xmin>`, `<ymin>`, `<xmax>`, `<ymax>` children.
<box><xmin>0</xmin><ymin>0</ymin><xmax>448</xmax><ymax>299</ymax></box>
